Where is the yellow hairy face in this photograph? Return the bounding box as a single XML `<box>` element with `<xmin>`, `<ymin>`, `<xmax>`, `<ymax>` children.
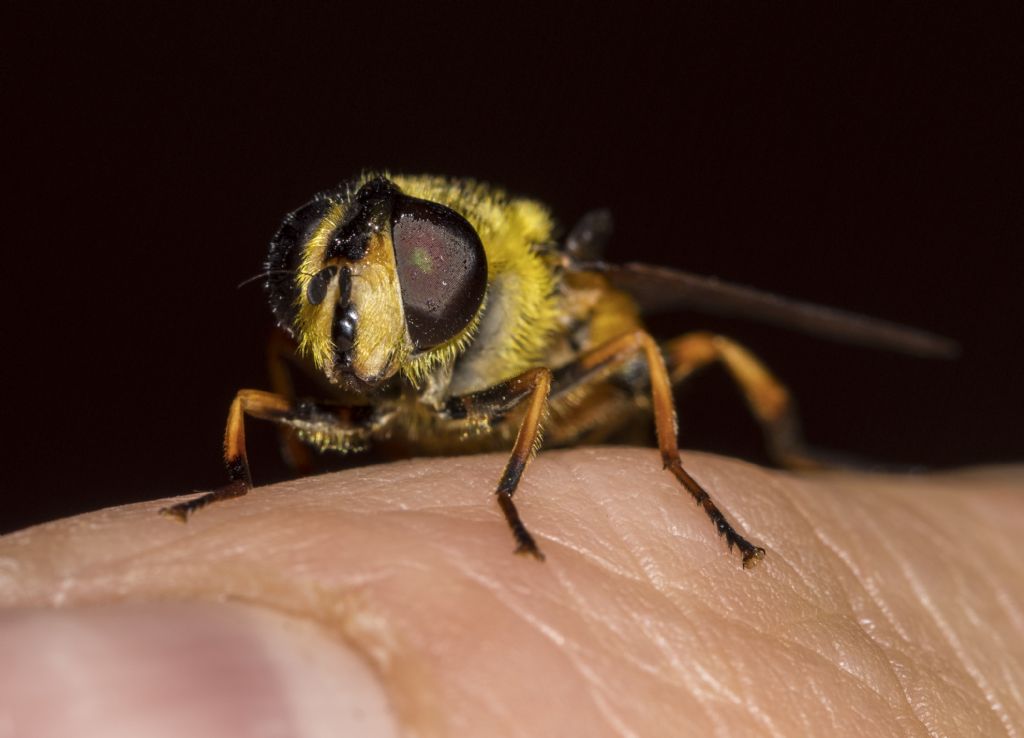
<box><xmin>294</xmin><ymin>202</ymin><xmax>345</xmax><ymax>371</ymax></box>
<box><xmin>346</xmin><ymin>230</ymin><xmax>408</xmax><ymax>382</ymax></box>
<box><xmin>294</xmin><ymin>205</ymin><xmax>410</xmax><ymax>384</ymax></box>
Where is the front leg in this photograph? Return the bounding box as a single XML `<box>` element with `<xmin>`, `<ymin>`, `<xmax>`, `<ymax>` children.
<box><xmin>161</xmin><ymin>390</ymin><xmax>372</xmax><ymax>521</ymax></box>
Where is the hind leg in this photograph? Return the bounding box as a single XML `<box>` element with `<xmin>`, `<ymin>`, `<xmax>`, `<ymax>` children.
<box><xmin>663</xmin><ymin>332</ymin><xmax>819</xmax><ymax>470</ymax></box>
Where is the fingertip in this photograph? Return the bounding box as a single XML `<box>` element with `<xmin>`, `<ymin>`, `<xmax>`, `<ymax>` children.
<box><xmin>0</xmin><ymin>603</ymin><xmax>399</xmax><ymax>738</ymax></box>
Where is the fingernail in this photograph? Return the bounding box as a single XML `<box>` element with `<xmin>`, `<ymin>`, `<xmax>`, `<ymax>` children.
<box><xmin>0</xmin><ymin>602</ymin><xmax>398</xmax><ymax>738</ymax></box>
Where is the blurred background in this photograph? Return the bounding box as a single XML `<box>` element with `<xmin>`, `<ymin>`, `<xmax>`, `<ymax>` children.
<box><xmin>3</xmin><ymin>4</ymin><xmax>1021</xmax><ymax>532</ymax></box>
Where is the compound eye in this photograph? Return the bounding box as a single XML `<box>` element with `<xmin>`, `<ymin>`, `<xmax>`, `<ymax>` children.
<box><xmin>391</xmin><ymin>195</ymin><xmax>487</xmax><ymax>349</ymax></box>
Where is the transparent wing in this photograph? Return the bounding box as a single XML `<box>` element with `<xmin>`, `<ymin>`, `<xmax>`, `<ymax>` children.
<box><xmin>587</xmin><ymin>261</ymin><xmax>958</xmax><ymax>359</ymax></box>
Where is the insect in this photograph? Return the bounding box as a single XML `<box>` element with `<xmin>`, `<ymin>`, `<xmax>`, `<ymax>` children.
<box><xmin>161</xmin><ymin>173</ymin><xmax>955</xmax><ymax>568</ymax></box>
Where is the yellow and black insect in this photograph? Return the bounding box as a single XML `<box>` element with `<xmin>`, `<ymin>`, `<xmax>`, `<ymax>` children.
<box><xmin>162</xmin><ymin>173</ymin><xmax>955</xmax><ymax>568</ymax></box>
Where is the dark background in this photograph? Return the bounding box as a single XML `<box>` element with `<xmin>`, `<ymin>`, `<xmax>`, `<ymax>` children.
<box><xmin>4</xmin><ymin>4</ymin><xmax>1021</xmax><ymax>532</ymax></box>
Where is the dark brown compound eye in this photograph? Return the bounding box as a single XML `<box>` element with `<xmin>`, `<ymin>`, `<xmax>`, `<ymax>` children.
<box><xmin>391</xmin><ymin>195</ymin><xmax>487</xmax><ymax>349</ymax></box>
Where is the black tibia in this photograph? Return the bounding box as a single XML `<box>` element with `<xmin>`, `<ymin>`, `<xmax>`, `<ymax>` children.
<box><xmin>160</xmin><ymin>476</ymin><xmax>250</xmax><ymax>522</ymax></box>
<box><xmin>665</xmin><ymin>459</ymin><xmax>765</xmax><ymax>569</ymax></box>
<box><xmin>161</xmin><ymin>389</ymin><xmax>373</xmax><ymax>521</ymax></box>
<box><xmin>444</xmin><ymin>368</ymin><xmax>551</xmax><ymax>560</ymax></box>
<box><xmin>552</xmin><ymin>330</ymin><xmax>766</xmax><ymax>569</ymax></box>
<box><xmin>496</xmin><ymin>479</ymin><xmax>541</xmax><ymax>560</ymax></box>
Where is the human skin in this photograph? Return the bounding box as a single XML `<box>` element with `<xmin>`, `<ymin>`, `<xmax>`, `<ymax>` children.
<box><xmin>1</xmin><ymin>448</ymin><xmax>1022</xmax><ymax>737</ymax></box>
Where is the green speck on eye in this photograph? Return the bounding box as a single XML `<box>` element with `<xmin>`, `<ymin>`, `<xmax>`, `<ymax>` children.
<box><xmin>411</xmin><ymin>247</ymin><xmax>433</xmax><ymax>273</ymax></box>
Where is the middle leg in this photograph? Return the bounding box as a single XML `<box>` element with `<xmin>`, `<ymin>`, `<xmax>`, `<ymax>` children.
<box><xmin>441</xmin><ymin>331</ymin><xmax>766</xmax><ymax>567</ymax></box>
<box><xmin>445</xmin><ymin>368</ymin><xmax>553</xmax><ymax>560</ymax></box>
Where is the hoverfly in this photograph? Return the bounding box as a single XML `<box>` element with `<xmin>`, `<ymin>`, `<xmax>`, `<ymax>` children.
<box><xmin>162</xmin><ymin>173</ymin><xmax>955</xmax><ymax>568</ymax></box>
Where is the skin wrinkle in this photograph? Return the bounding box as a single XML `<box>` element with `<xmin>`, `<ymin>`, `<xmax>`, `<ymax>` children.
<box><xmin>759</xmin><ymin>475</ymin><xmax>944</xmax><ymax>732</ymax></box>
<box><xmin>548</xmin><ymin>563</ymin><xmax>658</xmax><ymax>677</ymax></box>
<box><xmin>786</xmin><ymin>605</ymin><xmax>909</xmax><ymax>704</ymax></box>
<box><xmin>443</xmin><ymin>589</ymin><xmax>540</xmax><ymax>731</ymax></box>
<box><xmin>765</xmin><ymin>487</ymin><xmax>922</xmax><ymax>713</ymax></box>
<box><xmin>820</xmin><ymin>527</ymin><xmax>915</xmax><ymax>642</ymax></box>
<box><xmin>550</xmin><ymin>465</ymin><xmax>777</xmax><ymax>708</ymax></box>
<box><xmin>704</xmin><ymin>650</ymin><xmax>790</xmax><ymax>736</ymax></box>
<box><xmin>993</xmin><ymin>589</ymin><xmax>1024</xmax><ymax>652</ymax></box>
<box><xmin>804</xmin><ymin>505</ymin><xmax>933</xmax><ymax>730</ymax></box>
<box><xmin>1002</xmin><ymin>664</ymin><xmax>1024</xmax><ymax>722</ymax></box>
<box><xmin>775</xmin><ymin>618</ymin><xmax>919</xmax><ymax>730</ymax></box>
<box><xmin>953</xmin><ymin>508</ymin><xmax>1024</xmax><ymax>652</ymax></box>
<box><xmin>805</xmin><ymin>680</ymin><xmax>838</xmax><ymax>735</ymax></box>
<box><xmin>568</xmin><ymin>652</ymin><xmax>647</xmax><ymax>738</ymax></box>
<box><xmin>888</xmin><ymin>657</ymin><xmax>944</xmax><ymax>738</ymax></box>
<box><xmin>648</xmin><ymin>599</ymin><xmax>778</xmax><ymax>731</ymax></box>
<box><xmin>754</xmin><ymin>642</ymin><xmax>906</xmax><ymax>737</ymax></box>
<box><xmin>802</xmin><ymin>479</ymin><xmax>1020</xmax><ymax>737</ymax></box>
<box><xmin>594</xmin><ymin>458</ymin><xmax>740</xmax><ymax>586</ymax></box>
<box><xmin>963</xmin><ymin>485</ymin><xmax>1024</xmax><ymax>559</ymax></box>
<box><xmin>782</xmin><ymin>473</ymin><xmax>915</xmax><ymax>630</ymax></box>
<box><xmin>608</xmin><ymin>592</ymin><xmax>698</xmax><ymax>688</ymax></box>
<box><xmin>688</xmin><ymin>593</ymin><xmax>856</xmax><ymax>696</ymax></box>
<box><xmin>425</xmin><ymin>584</ymin><xmax>592</xmax><ymax>736</ymax></box>
<box><xmin>456</xmin><ymin>568</ymin><xmax>632</xmax><ymax>737</ymax></box>
<box><xmin>538</xmin><ymin>532</ymin><xmax>641</xmax><ymax>583</ymax></box>
<box><xmin>958</xmin><ymin>578</ymin><xmax>1023</xmax><ymax>733</ymax></box>
<box><xmin>757</xmin><ymin>556</ymin><xmax>837</xmax><ymax>623</ymax></box>
<box><xmin>588</xmin><ymin>619</ymin><xmax>715</xmax><ymax>735</ymax></box>
<box><xmin>690</xmin><ymin>658</ymin><xmax>757</xmax><ymax>718</ymax></box>
<box><xmin>598</xmin><ymin>487</ymin><xmax>876</xmax><ymax>732</ymax></box>
<box><xmin>870</xmin><ymin>515</ymin><xmax>1018</xmax><ymax>738</ymax></box>
<box><xmin>537</xmin><ymin>530</ymin><xmax>726</xmax><ymax>735</ymax></box>
<box><xmin>529</xmin><ymin>467</ymin><xmax>661</xmax><ymax>582</ymax></box>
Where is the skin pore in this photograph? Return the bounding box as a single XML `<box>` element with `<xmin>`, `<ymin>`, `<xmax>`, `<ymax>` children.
<box><xmin>1</xmin><ymin>448</ymin><xmax>1022</xmax><ymax>737</ymax></box>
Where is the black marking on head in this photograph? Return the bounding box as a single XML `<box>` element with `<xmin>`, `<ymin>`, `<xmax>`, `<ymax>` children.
<box><xmin>265</xmin><ymin>196</ymin><xmax>332</xmax><ymax>334</ymax></box>
<box><xmin>325</xmin><ymin>178</ymin><xmax>400</xmax><ymax>262</ymax></box>
<box><xmin>263</xmin><ymin>176</ymin><xmax>392</xmax><ymax>336</ymax></box>
<box><xmin>390</xmin><ymin>193</ymin><xmax>488</xmax><ymax>350</ymax></box>
<box><xmin>337</xmin><ymin>266</ymin><xmax>352</xmax><ymax>305</ymax></box>
<box><xmin>306</xmin><ymin>266</ymin><xmax>338</xmax><ymax>305</ymax></box>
